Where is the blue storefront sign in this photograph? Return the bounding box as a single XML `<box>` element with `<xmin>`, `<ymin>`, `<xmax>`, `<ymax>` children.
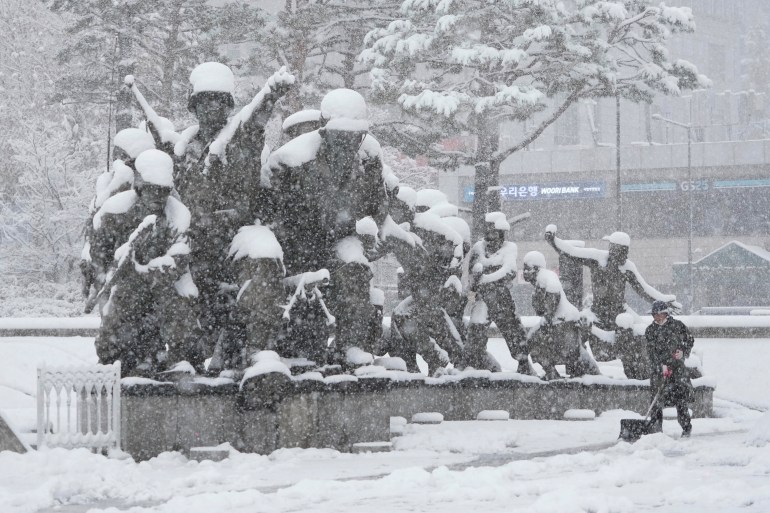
<box><xmin>463</xmin><ymin>181</ymin><xmax>606</xmax><ymax>203</ymax></box>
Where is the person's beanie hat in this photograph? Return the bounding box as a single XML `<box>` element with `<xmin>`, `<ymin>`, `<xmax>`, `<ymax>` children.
<box><xmin>650</xmin><ymin>300</ymin><xmax>669</xmax><ymax>315</ymax></box>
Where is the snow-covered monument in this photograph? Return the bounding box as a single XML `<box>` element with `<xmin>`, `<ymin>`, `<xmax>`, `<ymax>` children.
<box><xmin>72</xmin><ymin>56</ymin><xmax>718</xmax><ymax>459</ymax></box>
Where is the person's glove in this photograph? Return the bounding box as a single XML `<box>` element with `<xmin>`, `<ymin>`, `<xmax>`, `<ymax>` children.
<box><xmin>662</xmin><ymin>365</ymin><xmax>672</xmax><ymax>378</ymax></box>
<box><xmin>673</xmin><ymin>349</ymin><xmax>684</xmax><ymax>360</ymax></box>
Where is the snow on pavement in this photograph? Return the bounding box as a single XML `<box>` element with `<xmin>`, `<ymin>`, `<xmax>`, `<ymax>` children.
<box><xmin>0</xmin><ymin>336</ymin><xmax>769</xmax><ymax>512</ymax></box>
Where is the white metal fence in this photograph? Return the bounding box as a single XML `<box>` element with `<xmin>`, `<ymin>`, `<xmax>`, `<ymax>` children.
<box><xmin>36</xmin><ymin>362</ymin><xmax>121</xmax><ymax>452</ymax></box>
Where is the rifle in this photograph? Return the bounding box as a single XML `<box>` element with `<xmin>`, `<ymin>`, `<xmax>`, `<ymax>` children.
<box><xmin>123</xmin><ymin>75</ymin><xmax>177</xmax><ymax>152</ymax></box>
<box><xmin>84</xmin><ymin>218</ymin><xmax>157</xmax><ymax>314</ymax></box>
<box><xmin>281</xmin><ymin>270</ymin><xmax>335</xmax><ymax>326</ymax></box>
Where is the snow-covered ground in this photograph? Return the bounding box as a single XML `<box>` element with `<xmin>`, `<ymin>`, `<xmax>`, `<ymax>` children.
<box><xmin>1</xmin><ymin>336</ymin><xmax>769</xmax><ymax>513</ymax></box>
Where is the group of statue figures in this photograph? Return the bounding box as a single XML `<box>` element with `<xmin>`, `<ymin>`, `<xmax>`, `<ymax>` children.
<box><xmin>81</xmin><ymin>62</ymin><xmax>680</xmax><ymax>381</ymax></box>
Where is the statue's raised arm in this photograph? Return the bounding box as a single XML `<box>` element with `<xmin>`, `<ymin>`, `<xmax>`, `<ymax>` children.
<box><xmin>123</xmin><ymin>75</ymin><xmax>179</xmax><ymax>154</ymax></box>
<box><xmin>620</xmin><ymin>259</ymin><xmax>682</xmax><ymax>312</ymax></box>
<box><xmin>544</xmin><ymin>224</ymin><xmax>603</xmax><ymax>268</ymax></box>
<box><xmin>207</xmin><ymin>66</ymin><xmax>295</xmax><ymax>165</ymax></box>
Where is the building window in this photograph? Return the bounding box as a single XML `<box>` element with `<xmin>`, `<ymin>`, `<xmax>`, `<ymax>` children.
<box><xmin>554</xmin><ymin>104</ymin><xmax>579</xmax><ymax>146</ymax></box>
<box><xmin>708</xmin><ymin>43</ymin><xmax>726</xmax><ymax>85</ymax></box>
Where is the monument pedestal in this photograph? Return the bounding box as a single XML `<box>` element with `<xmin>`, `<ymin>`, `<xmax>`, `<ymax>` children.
<box><xmin>121</xmin><ymin>373</ymin><xmax>714</xmax><ymax>461</ymax></box>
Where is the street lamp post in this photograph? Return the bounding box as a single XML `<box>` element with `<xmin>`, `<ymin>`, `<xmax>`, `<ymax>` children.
<box><xmin>616</xmin><ymin>93</ymin><xmax>622</xmax><ymax>231</ymax></box>
<box><xmin>652</xmin><ymin>113</ymin><xmax>694</xmax><ymax>313</ymax></box>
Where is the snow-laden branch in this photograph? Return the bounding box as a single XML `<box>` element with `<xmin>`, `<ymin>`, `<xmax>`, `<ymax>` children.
<box><xmin>492</xmin><ymin>87</ymin><xmax>583</xmax><ymax>163</ymax></box>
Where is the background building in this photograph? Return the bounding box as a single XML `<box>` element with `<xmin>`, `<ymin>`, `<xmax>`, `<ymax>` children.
<box><xmin>434</xmin><ymin>0</ymin><xmax>770</xmax><ymax>314</ymax></box>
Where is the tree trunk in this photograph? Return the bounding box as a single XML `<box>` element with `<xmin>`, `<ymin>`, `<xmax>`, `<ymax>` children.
<box><xmin>160</xmin><ymin>1</ymin><xmax>183</xmax><ymax>116</ymax></box>
<box><xmin>471</xmin><ymin>114</ymin><xmax>500</xmax><ymax>241</ymax></box>
<box><xmin>114</xmin><ymin>34</ymin><xmax>134</xmax><ymax>132</ymax></box>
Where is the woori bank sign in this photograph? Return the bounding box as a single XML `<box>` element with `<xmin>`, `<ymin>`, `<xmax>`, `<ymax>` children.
<box><xmin>463</xmin><ymin>181</ymin><xmax>606</xmax><ymax>203</ymax></box>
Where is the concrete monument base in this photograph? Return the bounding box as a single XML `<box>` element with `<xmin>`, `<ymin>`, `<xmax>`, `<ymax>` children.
<box><xmin>120</xmin><ymin>373</ymin><xmax>714</xmax><ymax>461</ymax></box>
<box><xmin>0</xmin><ymin>410</ymin><xmax>27</xmax><ymax>454</ymax></box>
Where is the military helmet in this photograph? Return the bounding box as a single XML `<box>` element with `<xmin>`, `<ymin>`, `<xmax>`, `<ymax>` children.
<box><xmin>320</xmin><ymin>89</ymin><xmax>369</xmax><ymax>132</ymax></box>
<box><xmin>133</xmin><ymin>149</ymin><xmax>174</xmax><ymax>192</ymax></box>
<box><xmin>187</xmin><ymin>62</ymin><xmax>236</xmax><ymax>112</ymax></box>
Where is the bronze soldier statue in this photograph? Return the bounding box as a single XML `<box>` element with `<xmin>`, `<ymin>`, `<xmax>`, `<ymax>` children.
<box><xmin>261</xmin><ymin>88</ymin><xmax>389</xmax><ymax>369</ymax></box>
<box><xmin>544</xmin><ymin>225</ymin><xmax>679</xmax><ymax>378</ymax></box>
<box><xmin>93</xmin><ymin>150</ymin><xmax>202</xmax><ymax>376</ymax></box>
<box><xmin>390</xmin><ymin>212</ymin><xmax>465</xmax><ymax>374</ymax></box>
<box><xmin>81</xmin><ymin>128</ymin><xmax>156</xmax><ymax>311</ymax></box>
<box><xmin>173</xmin><ymin>63</ymin><xmax>294</xmax><ymax>372</ymax></box>
<box><xmin>522</xmin><ymin>251</ymin><xmax>600</xmax><ymax>380</ymax></box>
<box><xmin>465</xmin><ymin>212</ymin><xmax>529</xmax><ymax>372</ymax></box>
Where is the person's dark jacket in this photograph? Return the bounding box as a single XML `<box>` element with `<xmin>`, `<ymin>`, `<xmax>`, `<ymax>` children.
<box><xmin>645</xmin><ymin>316</ymin><xmax>694</xmax><ymax>403</ymax></box>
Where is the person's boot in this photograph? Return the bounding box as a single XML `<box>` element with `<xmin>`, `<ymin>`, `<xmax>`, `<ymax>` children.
<box><xmin>681</xmin><ymin>425</ymin><xmax>692</xmax><ymax>438</ymax></box>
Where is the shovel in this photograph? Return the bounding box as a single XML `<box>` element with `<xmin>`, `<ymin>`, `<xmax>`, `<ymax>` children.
<box><xmin>619</xmin><ymin>381</ymin><xmax>665</xmax><ymax>442</ymax></box>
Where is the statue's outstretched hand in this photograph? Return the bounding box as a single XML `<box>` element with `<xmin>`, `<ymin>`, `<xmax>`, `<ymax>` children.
<box><xmin>265</xmin><ymin>66</ymin><xmax>296</xmax><ymax>100</ymax></box>
<box><xmin>668</xmin><ymin>300</ymin><xmax>683</xmax><ymax>314</ymax></box>
<box><xmin>544</xmin><ymin>225</ymin><xmax>557</xmax><ymax>243</ymax></box>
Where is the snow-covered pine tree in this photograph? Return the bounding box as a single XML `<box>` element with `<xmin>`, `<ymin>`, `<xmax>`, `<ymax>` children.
<box><xmin>48</xmin><ymin>0</ymin><xmax>266</xmax><ymax>122</ymax></box>
<box><xmin>382</xmin><ymin>146</ymin><xmax>439</xmax><ymax>190</ymax></box>
<box><xmin>248</xmin><ymin>1</ymin><xmax>402</xmax><ymax>113</ymax></box>
<box><xmin>361</xmin><ymin>0</ymin><xmax>710</xmax><ymax>236</ymax></box>
<box><xmin>0</xmin><ymin>0</ymin><xmax>100</xmax><ymax>284</ymax></box>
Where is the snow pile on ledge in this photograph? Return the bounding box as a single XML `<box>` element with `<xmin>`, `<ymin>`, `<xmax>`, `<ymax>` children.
<box><xmin>563</xmin><ymin>409</ymin><xmax>597</xmax><ymax>421</ymax></box>
<box><xmin>347</xmin><ymin>347</ymin><xmax>374</xmax><ymax>366</ymax></box>
<box><xmin>390</xmin><ymin>416</ymin><xmax>407</xmax><ymax>436</ymax></box>
<box><xmin>240</xmin><ymin>351</ymin><xmax>291</xmax><ymax>388</ymax></box>
<box><xmin>411</xmin><ymin>412</ymin><xmax>443</xmax><ymax>424</ymax></box>
<box><xmin>158</xmin><ymin>361</ymin><xmax>195</xmax><ymax>376</ymax></box>
<box><xmin>373</xmin><ymin>357</ymin><xmax>407</xmax><ymax>372</ymax></box>
<box><xmin>477</xmin><ymin>410</ymin><xmax>510</xmax><ymax>421</ymax></box>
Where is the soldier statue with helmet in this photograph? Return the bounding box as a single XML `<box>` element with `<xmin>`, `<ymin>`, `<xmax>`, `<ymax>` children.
<box><xmin>172</xmin><ymin>62</ymin><xmax>295</xmax><ymax>372</ymax></box>
<box><xmin>92</xmin><ymin>149</ymin><xmax>203</xmax><ymax>377</ymax></box>
<box><xmin>260</xmin><ymin>88</ymin><xmax>389</xmax><ymax>369</ymax></box>
<box><xmin>466</xmin><ymin>212</ymin><xmax>529</xmax><ymax>372</ymax></box>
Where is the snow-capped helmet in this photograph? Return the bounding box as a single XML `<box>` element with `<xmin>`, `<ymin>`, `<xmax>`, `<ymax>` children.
<box><xmin>602</xmin><ymin>231</ymin><xmax>631</xmax><ymax>247</ymax></box>
<box><xmin>134</xmin><ymin>149</ymin><xmax>174</xmax><ymax>191</ymax></box>
<box><xmin>485</xmin><ymin>212</ymin><xmax>510</xmax><ymax>231</ymax></box>
<box><xmin>442</xmin><ymin>216</ymin><xmax>471</xmax><ymax>253</ymax></box>
<box><xmin>281</xmin><ymin>109</ymin><xmax>323</xmax><ymax>144</ymax></box>
<box><xmin>522</xmin><ymin>251</ymin><xmax>546</xmax><ymax>284</ymax></box>
<box><xmin>413</xmin><ymin>212</ymin><xmax>462</xmax><ymax>267</ymax></box>
<box><xmin>523</xmin><ymin>251</ymin><xmax>546</xmax><ymax>269</ymax></box>
<box><xmin>604</xmin><ymin>231</ymin><xmax>630</xmax><ymax>265</ymax></box>
<box><xmin>484</xmin><ymin>211</ymin><xmax>509</xmax><ymax>250</ymax></box>
<box><xmin>282</xmin><ymin>109</ymin><xmax>322</xmax><ymax>133</ymax></box>
<box><xmin>320</xmin><ymin>89</ymin><xmax>369</xmax><ymax>132</ymax></box>
<box><xmin>114</xmin><ymin>128</ymin><xmax>155</xmax><ymax>161</ymax></box>
<box><xmin>187</xmin><ymin>62</ymin><xmax>235</xmax><ymax>113</ymax></box>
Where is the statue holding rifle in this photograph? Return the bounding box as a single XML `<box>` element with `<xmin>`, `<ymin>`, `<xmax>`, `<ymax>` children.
<box><xmin>93</xmin><ymin>150</ymin><xmax>202</xmax><ymax>377</ymax></box>
<box><xmin>160</xmin><ymin>63</ymin><xmax>294</xmax><ymax>372</ymax></box>
<box><xmin>82</xmin><ymin>127</ymin><xmax>156</xmax><ymax>312</ymax></box>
